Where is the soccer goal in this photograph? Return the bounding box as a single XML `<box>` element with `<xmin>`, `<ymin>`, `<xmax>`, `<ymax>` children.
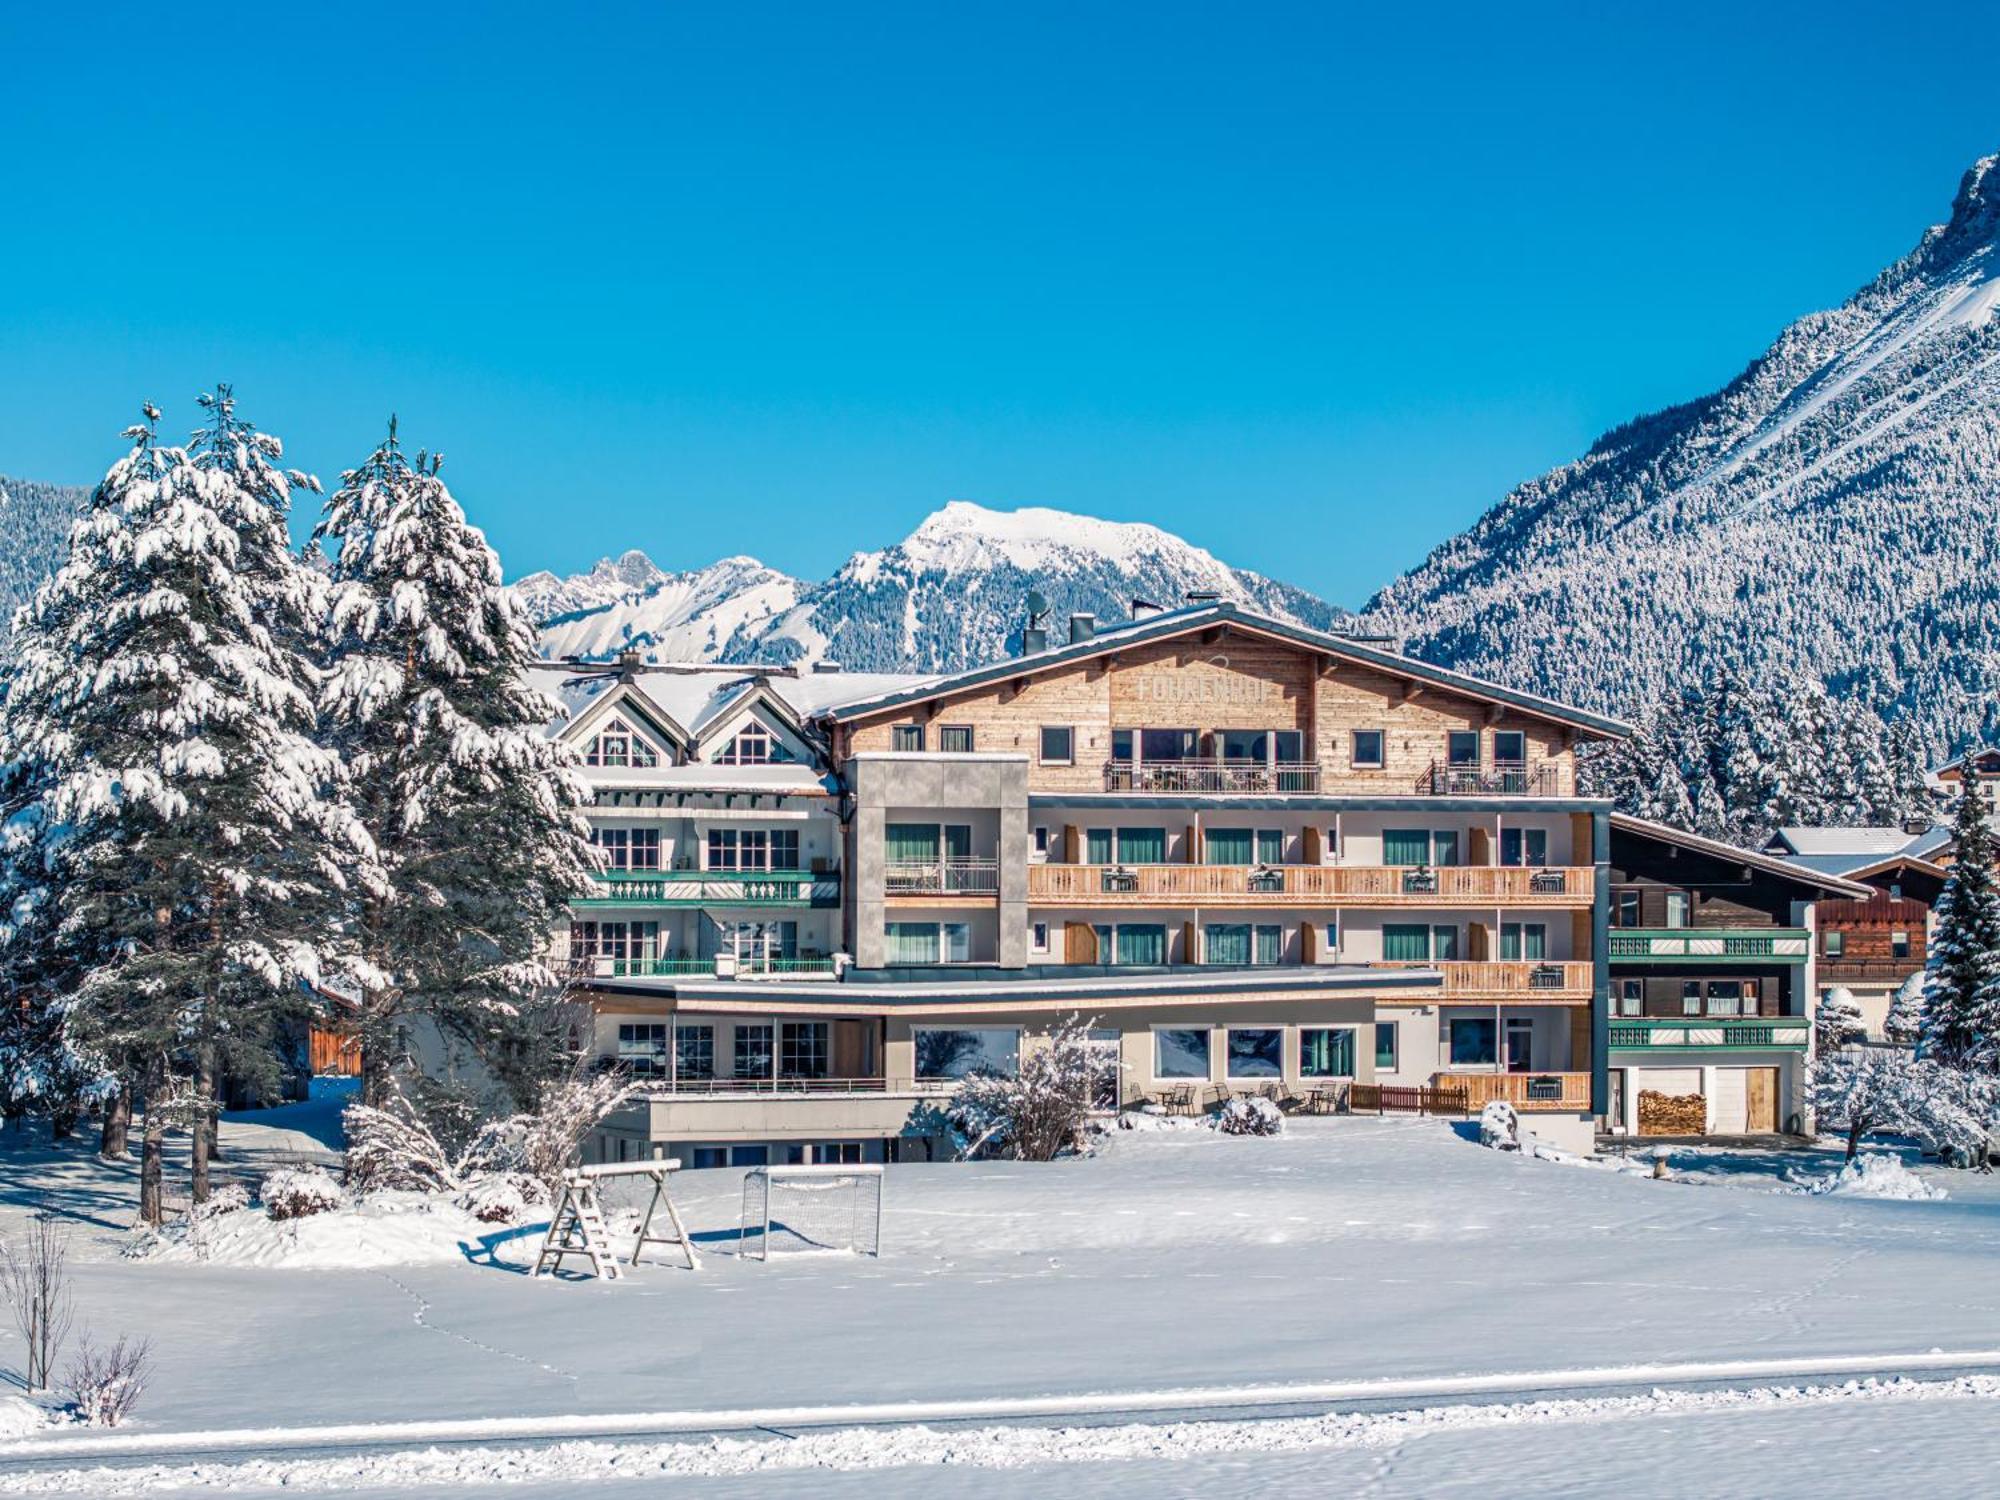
<box><xmin>738</xmin><ymin>1164</ymin><xmax>884</xmax><ymax>1260</ymax></box>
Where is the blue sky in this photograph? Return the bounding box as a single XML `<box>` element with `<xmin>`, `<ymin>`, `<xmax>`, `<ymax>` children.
<box><xmin>1</xmin><ymin>2</ymin><xmax>1994</xmax><ymax>606</ymax></box>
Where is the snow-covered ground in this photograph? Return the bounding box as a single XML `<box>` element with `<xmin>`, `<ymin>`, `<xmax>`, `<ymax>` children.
<box><xmin>4</xmin><ymin>1098</ymin><xmax>2000</xmax><ymax>1495</ymax></box>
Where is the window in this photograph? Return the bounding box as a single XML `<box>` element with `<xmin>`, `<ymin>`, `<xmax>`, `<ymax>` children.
<box><xmin>689</xmin><ymin>1147</ymin><xmax>727</xmax><ymax>1170</ymax></box>
<box><xmin>1706</xmin><ymin>981</ymin><xmax>1747</xmax><ymax>1018</ymax></box>
<box><xmin>1155</xmin><ymin>1028</ymin><xmax>1212</xmax><ymax>1080</ymax></box>
<box><xmin>1374</xmin><ymin>1022</ymin><xmax>1398</xmax><ymax>1071</ymax></box>
<box><xmin>943</xmin><ymin>921</ymin><xmax>970</xmax><ymax>963</ymax></box>
<box><xmin>1431</xmin><ymin>924</ymin><xmax>1460</xmax><ymax>961</ymax></box>
<box><xmin>1087</xmin><ymin>827</ymin><xmax>1114</xmax><ymax>864</ymax></box>
<box><xmin>734</xmin><ymin>1024</ymin><xmax>774</xmax><ymax>1079</ymax></box>
<box><xmin>1352</xmin><ymin>729</ymin><xmax>1385</xmax><ymax>769</ymax></box>
<box><xmin>1447</xmin><ymin>731</ymin><xmax>1479</xmax><ymax>767</ymax></box>
<box><xmin>1273</xmin><ymin>730</ymin><xmax>1304</xmax><ymax>767</ymax></box>
<box><xmin>584</xmin><ymin>717</ymin><xmax>660</xmax><ymax>769</ymax></box>
<box><xmin>707</xmin><ymin>828</ymin><xmax>799</xmax><ymax>871</ymax></box>
<box><xmin>780</xmin><ymin>1022</ymin><xmax>829</xmax><ymax>1079</ymax></box>
<box><xmin>1430</xmin><ymin>830</ymin><xmax>1461</xmax><ymax>867</ymax></box>
<box><xmin>1119</xmin><ymin>827</ymin><xmax>1167</xmax><ymax>864</ymax></box>
<box><xmin>1141</xmin><ymin>727</ymin><xmax>1198</xmax><ymax>762</ymax></box>
<box><xmin>571</xmin><ymin>920</ymin><xmax>659</xmax><ymax>964</ymax></box>
<box><xmin>1493</xmin><ymin>731</ymin><xmax>1527</xmax><ymax>766</ymax></box>
<box><xmin>915</xmin><ymin>1027</ymin><xmax>1020</xmax><ymax>1080</ymax></box>
<box><xmin>1616</xmin><ymin>979</ymin><xmax>1642</xmax><ymax>1017</ymax></box>
<box><xmin>591</xmin><ymin>826</ymin><xmax>662</xmax><ymax>871</ymax></box>
<box><xmin>1030</xmin><ymin>920</ymin><xmax>1050</xmax><ymax>953</ymax></box>
<box><xmin>1891</xmin><ymin>930</ymin><xmax>1911</xmax><ymax>960</ymax></box>
<box><xmin>1220</xmin><ymin>728</ymin><xmax>1269</xmax><ymax>764</ymax></box>
<box><xmin>1823</xmin><ymin>930</ymin><xmax>1845</xmax><ymax>957</ymax></box>
<box><xmin>1300</xmin><ymin>1028</ymin><xmax>1356</xmax><ymax>1078</ymax></box>
<box><xmin>939</xmin><ymin>725</ymin><xmax>975</xmax><ymax>754</ymax></box>
<box><xmin>1205</xmin><ymin>828</ymin><xmax>1255</xmax><ymax>866</ymax></box>
<box><xmin>892</xmin><ymin>724</ymin><xmax>925</xmax><ymax>752</ymax></box>
<box><xmin>1033</xmin><ymin>825</ymin><xmax>1050</xmax><ymax>857</ymax></box>
<box><xmin>730</xmin><ymin>1145</ymin><xmax>769</xmax><ymax>1167</ymax></box>
<box><xmin>1205</xmin><ymin>923</ymin><xmax>1251</xmax><ymax>965</ymax></box>
<box><xmin>1318</xmin><ymin>920</ymin><xmax>1340</xmax><ymax>959</ymax></box>
<box><xmin>1682</xmin><ymin>981</ymin><xmax>1703</xmax><ymax>1016</ymax></box>
<box><xmin>1255</xmin><ymin>829</ymin><xmax>1285</xmax><ymax>865</ymax></box>
<box><xmin>817</xmin><ymin>1142</ymin><xmax>865</xmax><ymax>1165</ymax></box>
<box><xmin>725</xmin><ymin>919</ymin><xmax>796</xmax><ymax>962</ymax></box>
<box><xmin>1383</xmin><ymin>829</ymin><xmax>1431</xmax><ymax>867</ymax></box>
<box><xmin>885</xmin><ymin>922</ymin><xmax>938</xmax><ymax>964</ymax></box>
<box><xmin>675</xmin><ymin>1025</ymin><xmax>713</xmax><ymax>1080</ymax></box>
<box><xmin>1253</xmin><ymin>924</ymin><xmax>1283</xmax><ymax>965</ymax></box>
<box><xmin>1614</xmin><ymin>890</ymin><xmax>1641</xmax><ymax>928</ymax></box>
<box><xmin>1111</xmin><ymin>728</ymin><xmax>1134</xmax><ymax>763</ymax></box>
<box><xmin>1114</xmin><ymin>924</ymin><xmax>1167</xmax><ymax>966</ymax></box>
<box><xmin>1039</xmin><ymin>725</ymin><xmax>1074</xmax><ymax>765</ymax></box>
<box><xmin>1499</xmin><ymin>827</ymin><xmax>1548</xmax><ymax>868</ymax></box>
<box><xmin>1382</xmin><ymin>923</ymin><xmax>1431</xmax><ymax>962</ymax></box>
<box><xmin>1449</xmin><ymin>1018</ymin><xmax>1498</xmax><ymax>1067</ymax></box>
<box><xmin>715</xmin><ymin>724</ymin><xmax>782</xmax><ymax>764</ymax></box>
<box><xmin>1664</xmin><ymin>891</ymin><xmax>1691</xmax><ymax>929</ymax></box>
<box><xmin>1226</xmin><ymin>1028</ymin><xmax>1283</xmax><ymax>1078</ymax></box>
<box><xmin>1499</xmin><ymin>922</ymin><xmax>1546</xmax><ymax>960</ymax></box>
<box><xmin>616</xmin><ymin>1023</ymin><xmax>667</xmax><ymax>1075</ymax></box>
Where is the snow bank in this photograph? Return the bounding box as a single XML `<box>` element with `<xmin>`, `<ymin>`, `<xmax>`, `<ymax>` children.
<box><xmin>137</xmin><ymin>1192</ymin><xmax>520</xmax><ymax>1270</ymax></box>
<box><xmin>0</xmin><ymin>1395</ymin><xmax>53</xmax><ymax>1440</ymax></box>
<box><xmin>1791</xmin><ymin>1153</ymin><xmax>1948</xmax><ymax>1202</ymax></box>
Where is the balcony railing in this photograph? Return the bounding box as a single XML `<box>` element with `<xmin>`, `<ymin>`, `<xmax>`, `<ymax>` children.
<box><xmin>1413</xmin><ymin>761</ymin><xmax>1561</xmax><ymax>797</ymax></box>
<box><xmin>628</xmin><ymin>1075</ymin><xmax>894</xmax><ymax>1096</ymax></box>
<box><xmin>1027</xmin><ymin>863</ymin><xmax>1593</xmax><ymax>906</ymax></box>
<box><xmin>883</xmin><ymin>857</ymin><xmax>1001</xmax><ymax>895</ymax></box>
<box><xmin>1102</xmin><ymin>760</ymin><xmax>1323</xmax><ymax>794</ymax></box>
<box><xmin>567</xmin><ymin>955</ymin><xmax>840</xmax><ymax>981</ymax></box>
<box><xmin>1608</xmin><ymin>1017</ymin><xmax>1811</xmax><ymax>1050</ymax></box>
<box><xmin>578</xmin><ymin>869</ymin><xmax>839</xmax><ymax>908</ymax></box>
<box><xmin>1434</xmin><ymin>1070</ymin><xmax>1591</xmax><ymax>1111</ymax></box>
<box><xmin>1607</xmin><ymin>928</ymin><xmax>1810</xmax><ymax>962</ymax></box>
<box><xmin>1378</xmin><ymin>959</ymin><xmax>1594</xmax><ymax>999</ymax></box>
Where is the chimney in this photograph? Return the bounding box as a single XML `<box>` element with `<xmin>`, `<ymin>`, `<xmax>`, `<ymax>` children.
<box><xmin>1184</xmin><ymin>589</ymin><xmax>1221</xmax><ymax>605</ymax></box>
<box><xmin>1021</xmin><ymin>626</ymin><xmax>1048</xmax><ymax>654</ymax></box>
<box><xmin>1130</xmin><ymin>597</ymin><xmax>1162</xmax><ymax>622</ymax></box>
<box><xmin>1068</xmin><ymin>613</ymin><xmax>1096</xmax><ymax>645</ymax></box>
<box><xmin>615</xmin><ymin>648</ymin><xmax>643</xmax><ymax>682</ymax></box>
<box><xmin>811</xmin><ymin>659</ymin><xmax>843</xmax><ymax>674</ymax></box>
<box><xmin>1903</xmin><ymin>816</ymin><xmax>1932</xmax><ymax>835</ymax></box>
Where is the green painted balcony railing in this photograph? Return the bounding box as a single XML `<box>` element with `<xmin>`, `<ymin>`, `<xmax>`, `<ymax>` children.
<box><xmin>1606</xmin><ymin>928</ymin><xmax>1810</xmax><ymax>963</ymax></box>
<box><xmin>1607</xmin><ymin>1017</ymin><xmax>1812</xmax><ymax>1050</ymax></box>
<box><xmin>573</xmin><ymin>869</ymin><xmax>841</xmax><ymax>909</ymax></box>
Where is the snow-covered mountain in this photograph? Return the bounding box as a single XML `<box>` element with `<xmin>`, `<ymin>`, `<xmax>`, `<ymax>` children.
<box><xmin>1365</xmin><ymin>152</ymin><xmax>2000</xmax><ymax>759</ymax></box>
<box><xmin>523</xmin><ymin>501</ymin><xmax>1348</xmax><ymax>672</ymax></box>
<box><xmin>0</xmin><ymin>476</ymin><xmax>86</xmax><ymax>636</ymax></box>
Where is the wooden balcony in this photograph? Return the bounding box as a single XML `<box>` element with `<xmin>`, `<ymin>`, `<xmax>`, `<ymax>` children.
<box><xmin>1379</xmin><ymin>959</ymin><xmax>1594</xmax><ymax>1001</ymax></box>
<box><xmin>1026</xmin><ymin>863</ymin><xmax>1594</xmax><ymax>908</ymax></box>
<box><xmin>1102</xmin><ymin>760</ymin><xmax>1322</xmax><ymax>794</ymax></box>
<box><xmin>1435</xmin><ymin>1070</ymin><xmax>1591</xmax><ymax>1112</ymax></box>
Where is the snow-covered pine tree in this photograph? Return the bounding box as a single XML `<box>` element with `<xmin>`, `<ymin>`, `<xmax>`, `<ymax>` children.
<box><xmin>1919</xmin><ymin>774</ymin><xmax>2000</xmax><ymax>1070</ymax></box>
<box><xmin>6</xmin><ymin>395</ymin><xmax>362</xmax><ymax>1220</ymax></box>
<box><xmin>1813</xmin><ymin>987</ymin><xmax>1865</xmax><ymax>1054</ymax></box>
<box><xmin>314</xmin><ymin>420</ymin><xmax>593</xmax><ymax>1109</ymax></box>
<box><xmin>1885</xmin><ymin>971</ymin><xmax>1928</xmax><ymax>1048</ymax></box>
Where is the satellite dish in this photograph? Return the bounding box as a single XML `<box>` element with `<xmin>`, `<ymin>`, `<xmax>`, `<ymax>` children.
<box><xmin>1026</xmin><ymin>589</ymin><xmax>1048</xmax><ymax>618</ymax></box>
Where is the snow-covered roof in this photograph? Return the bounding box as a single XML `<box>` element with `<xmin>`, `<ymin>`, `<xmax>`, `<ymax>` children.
<box><xmin>811</xmin><ymin>600</ymin><xmax>1633</xmax><ymax>737</ymax></box>
<box><xmin>1612</xmin><ymin>813</ymin><xmax>1875</xmax><ymax>897</ymax></box>
<box><xmin>1767</xmin><ymin>826</ymin><xmax>1922</xmax><ymax>858</ymax></box>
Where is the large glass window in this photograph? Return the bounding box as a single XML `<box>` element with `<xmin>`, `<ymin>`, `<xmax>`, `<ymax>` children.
<box><xmin>1087</xmin><ymin>827</ymin><xmax>1114</xmax><ymax>864</ymax></box>
<box><xmin>1220</xmin><ymin>729</ymin><xmax>1269</xmax><ymax>764</ymax></box>
<box><xmin>616</xmin><ymin>1023</ymin><xmax>667</xmax><ymax>1075</ymax></box>
<box><xmin>716</xmin><ymin>724</ymin><xmax>782</xmax><ymax>764</ymax></box>
<box><xmin>1115</xmin><ymin>924</ymin><xmax>1167</xmax><ymax>965</ymax></box>
<box><xmin>943</xmin><ymin>921</ymin><xmax>970</xmax><ymax>962</ymax></box>
<box><xmin>709</xmin><ymin>827</ymin><xmax>801</xmax><ymax>871</ymax></box>
<box><xmin>1383</xmin><ymin>829</ymin><xmax>1431</xmax><ymax>867</ymax></box>
<box><xmin>1448</xmin><ymin>1018</ymin><xmax>1498</xmax><ymax>1066</ymax></box>
<box><xmin>884</xmin><ymin>823</ymin><xmax>941</xmax><ymax>863</ymax></box>
<box><xmin>1301</xmin><ymin>1028</ymin><xmax>1356</xmax><ymax>1078</ymax></box>
<box><xmin>1155</xmin><ymin>1028</ymin><xmax>1212</xmax><ymax>1080</ymax></box>
<box><xmin>1431</xmin><ymin>925</ymin><xmax>1461</xmax><ymax>961</ymax></box>
<box><xmin>1253</xmin><ymin>924</ymin><xmax>1283</xmax><ymax>965</ymax></box>
<box><xmin>1119</xmin><ymin>827</ymin><xmax>1167</xmax><ymax>863</ymax></box>
<box><xmin>1500</xmin><ymin>923</ymin><xmax>1547</xmax><ymax>960</ymax></box>
<box><xmin>1205</xmin><ymin>924</ymin><xmax>1252</xmax><ymax>965</ymax></box>
<box><xmin>592</xmin><ymin>826</ymin><xmax>662</xmax><ymax>871</ymax></box>
<box><xmin>585</xmin><ymin>718</ymin><xmax>660</xmax><ymax>769</ymax></box>
<box><xmin>572</xmin><ymin>921</ymin><xmax>659</xmax><ymax>963</ymax></box>
<box><xmin>1430</xmin><ymin>830</ymin><xmax>1461</xmax><ymax>867</ymax></box>
<box><xmin>884</xmin><ymin>922</ymin><xmax>941</xmax><ymax>964</ymax></box>
<box><xmin>1493</xmin><ymin>731</ymin><xmax>1527</xmax><ymax>766</ymax></box>
<box><xmin>1255</xmin><ymin>829</ymin><xmax>1285</xmax><ymax>865</ymax></box>
<box><xmin>1226</xmin><ymin>1028</ymin><xmax>1283</xmax><ymax>1078</ymax></box>
<box><xmin>915</xmin><ymin>1028</ymin><xmax>1020</xmax><ymax>1080</ymax></box>
<box><xmin>734</xmin><ymin>1024</ymin><xmax>774</xmax><ymax>1079</ymax></box>
<box><xmin>780</xmin><ymin>1022</ymin><xmax>829</xmax><ymax>1079</ymax></box>
<box><xmin>1141</xmin><ymin>728</ymin><xmax>1198</xmax><ymax>762</ymax></box>
<box><xmin>1705</xmin><ymin>981</ymin><xmax>1748</xmax><ymax>1018</ymax></box>
<box><xmin>1447</xmin><ymin>731</ymin><xmax>1479</xmax><ymax>767</ymax></box>
<box><xmin>1205</xmin><ymin>828</ymin><xmax>1255</xmax><ymax>866</ymax></box>
<box><xmin>1374</xmin><ymin>1021</ymin><xmax>1398</xmax><ymax>1070</ymax></box>
<box><xmin>1382</xmin><ymin>923</ymin><xmax>1431</xmax><ymax>962</ymax></box>
<box><xmin>674</xmin><ymin>1025</ymin><xmax>714</xmax><ymax>1080</ymax></box>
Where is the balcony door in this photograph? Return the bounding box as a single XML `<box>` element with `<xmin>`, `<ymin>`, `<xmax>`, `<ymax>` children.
<box><xmin>1504</xmin><ymin>1018</ymin><xmax>1534</xmax><ymax>1074</ymax></box>
<box><xmin>1499</xmin><ymin>827</ymin><xmax>1548</xmax><ymax>868</ymax></box>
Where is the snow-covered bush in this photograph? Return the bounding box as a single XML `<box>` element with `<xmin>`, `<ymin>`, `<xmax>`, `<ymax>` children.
<box><xmin>1815</xmin><ymin>1049</ymin><xmax>2000</xmax><ymax>1164</ymax></box>
<box><xmin>192</xmin><ymin>1183</ymin><xmax>250</xmax><ymax>1219</ymax></box>
<box><xmin>1815</xmin><ymin>988</ymin><xmax>1866</xmax><ymax>1053</ymax></box>
<box><xmin>1793</xmin><ymin>1153</ymin><xmax>1947</xmax><ymax>1201</ymax></box>
<box><xmin>456</xmin><ymin>1174</ymin><xmax>540</xmax><ymax>1226</ymax></box>
<box><xmin>262</xmin><ymin>1168</ymin><xmax>343</xmax><ymax>1221</ymax></box>
<box><xmin>343</xmin><ymin>1091</ymin><xmax>468</xmax><ymax>1195</ymax></box>
<box><xmin>1478</xmin><ymin>1099</ymin><xmax>1521</xmax><ymax>1150</ymax></box>
<box><xmin>947</xmin><ymin>1015</ymin><xmax>1100</xmax><ymax>1161</ymax></box>
<box><xmin>1213</xmin><ymin>1096</ymin><xmax>1283</xmax><ymax>1136</ymax></box>
<box><xmin>64</xmin><ymin>1333</ymin><xmax>151</xmax><ymax>1427</ymax></box>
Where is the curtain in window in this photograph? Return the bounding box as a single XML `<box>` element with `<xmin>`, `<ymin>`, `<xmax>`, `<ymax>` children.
<box><xmin>1087</xmin><ymin>828</ymin><xmax>1114</xmax><ymax>864</ymax></box>
<box><xmin>1431</xmin><ymin>925</ymin><xmax>1460</xmax><ymax>961</ymax></box>
<box><xmin>1206</xmin><ymin>924</ymin><xmax>1251</xmax><ymax>965</ymax></box>
<box><xmin>943</xmin><ymin>825</ymin><xmax>973</xmax><ymax>860</ymax></box>
<box><xmin>1382</xmin><ymin>924</ymin><xmax>1431</xmax><ymax>961</ymax></box>
<box><xmin>1382</xmin><ymin>829</ymin><xmax>1431</xmax><ymax>866</ymax></box>
<box><xmin>1256</xmin><ymin>829</ymin><xmax>1285</xmax><ymax>865</ymax></box>
<box><xmin>1116</xmin><ymin>925</ymin><xmax>1166</xmax><ymax>965</ymax></box>
<box><xmin>1118</xmin><ymin>827</ymin><xmax>1166</xmax><ymax>863</ymax></box>
<box><xmin>1254</xmin><ymin>925</ymin><xmax>1282</xmax><ymax>965</ymax></box>
<box><xmin>885</xmin><ymin>923</ymin><xmax>940</xmax><ymax>964</ymax></box>
<box><xmin>1430</xmin><ymin>830</ymin><xmax>1461</xmax><ymax>867</ymax></box>
<box><xmin>1205</xmin><ymin>829</ymin><xmax>1254</xmax><ymax>866</ymax></box>
<box><xmin>885</xmin><ymin>824</ymin><xmax>939</xmax><ymax>862</ymax></box>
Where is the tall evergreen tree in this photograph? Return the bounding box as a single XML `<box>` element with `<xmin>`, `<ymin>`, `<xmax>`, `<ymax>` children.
<box><xmin>314</xmin><ymin>420</ymin><xmax>593</xmax><ymax>1107</ymax></box>
<box><xmin>6</xmin><ymin>394</ymin><xmax>361</xmax><ymax>1220</ymax></box>
<box><xmin>1919</xmin><ymin>775</ymin><xmax>2000</xmax><ymax>1070</ymax></box>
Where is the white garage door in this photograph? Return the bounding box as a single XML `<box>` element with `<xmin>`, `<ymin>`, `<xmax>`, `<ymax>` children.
<box><xmin>1710</xmin><ymin>1069</ymin><xmax>1748</xmax><ymax>1134</ymax></box>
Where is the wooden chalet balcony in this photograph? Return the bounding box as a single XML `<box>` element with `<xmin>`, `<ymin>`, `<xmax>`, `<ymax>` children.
<box><xmin>1102</xmin><ymin>760</ymin><xmax>1322</xmax><ymax>794</ymax></box>
<box><xmin>1027</xmin><ymin>862</ymin><xmax>1594</xmax><ymax>907</ymax></box>
<box><xmin>883</xmin><ymin>857</ymin><xmax>1001</xmax><ymax>896</ymax></box>
<box><xmin>1435</xmin><ymin>1070</ymin><xmax>1591</xmax><ymax>1112</ymax></box>
<box><xmin>1606</xmin><ymin>928</ymin><xmax>1810</xmax><ymax>963</ymax></box>
<box><xmin>1413</xmin><ymin>760</ymin><xmax>1561</xmax><ymax>797</ymax></box>
<box><xmin>1379</xmin><ymin>959</ymin><xmax>1594</xmax><ymax>1000</ymax></box>
<box><xmin>577</xmin><ymin>869</ymin><xmax>840</xmax><ymax>908</ymax></box>
<box><xmin>1818</xmin><ymin>957</ymin><xmax>1923</xmax><ymax>983</ymax></box>
<box><xmin>1607</xmin><ymin>1017</ymin><xmax>1811</xmax><ymax>1051</ymax></box>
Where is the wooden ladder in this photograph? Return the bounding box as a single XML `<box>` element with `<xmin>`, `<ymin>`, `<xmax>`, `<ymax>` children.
<box><xmin>534</xmin><ymin>1176</ymin><xmax>622</xmax><ymax>1280</ymax></box>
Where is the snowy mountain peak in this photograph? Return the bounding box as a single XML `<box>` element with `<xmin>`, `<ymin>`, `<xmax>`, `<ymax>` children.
<box><xmin>892</xmin><ymin>500</ymin><xmax>1227</xmax><ymax>579</ymax></box>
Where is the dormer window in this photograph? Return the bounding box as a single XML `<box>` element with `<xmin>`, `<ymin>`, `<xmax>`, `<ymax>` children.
<box><xmin>716</xmin><ymin>724</ymin><xmax>784</xmax><ymax>765</ymax></box>
<box><xmin>585</xmin><ymin>717</ymin><xmax>660</xmax><ymax>769</ymax></box>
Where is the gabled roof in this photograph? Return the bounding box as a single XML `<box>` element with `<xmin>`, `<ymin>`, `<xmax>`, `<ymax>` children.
<box><xmin>811</xmin><ymin>601</ymin><xmax>1632</xmax><ymax>738</ymax></box>
<box><xmin>1612</xmin><ymin>813</ymin><xmax>1875</xmax><ymax>898</ymax></box>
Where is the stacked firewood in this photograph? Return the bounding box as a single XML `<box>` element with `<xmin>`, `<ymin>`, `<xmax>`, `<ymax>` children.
<box><xmin>1637</xmin><ymin>1090</ymin><xmax>1707</xmax><ymax>1135</ymax></box>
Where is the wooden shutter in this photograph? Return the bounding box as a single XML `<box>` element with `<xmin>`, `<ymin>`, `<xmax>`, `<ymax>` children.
<box><xmin>1065</xmin><ymin>921</ymin><xmax>1097</xmax><ymax>964</ymax></box>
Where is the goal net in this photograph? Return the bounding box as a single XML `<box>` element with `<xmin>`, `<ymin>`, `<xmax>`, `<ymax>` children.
<box><xmin>738</xmin><ymin>1165</ymin><xmax>884</xmax><ymax>1259</ymax></box>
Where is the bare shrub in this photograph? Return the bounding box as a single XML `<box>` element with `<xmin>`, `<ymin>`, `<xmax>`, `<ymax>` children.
<box><xmin>64</xmin><ymin>1333</ymin><xmax>152</xmax><ymax>1427</ymax></box>
<box><xmin>947</xmin><ymin>1015</ymin><xmax>1100</xmax><ymax>1161</ymax></box>
<box><xmin>0</xmin><ymin>1211</ymin><xmax>73</xmax><ymax>1391</ymax></box>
